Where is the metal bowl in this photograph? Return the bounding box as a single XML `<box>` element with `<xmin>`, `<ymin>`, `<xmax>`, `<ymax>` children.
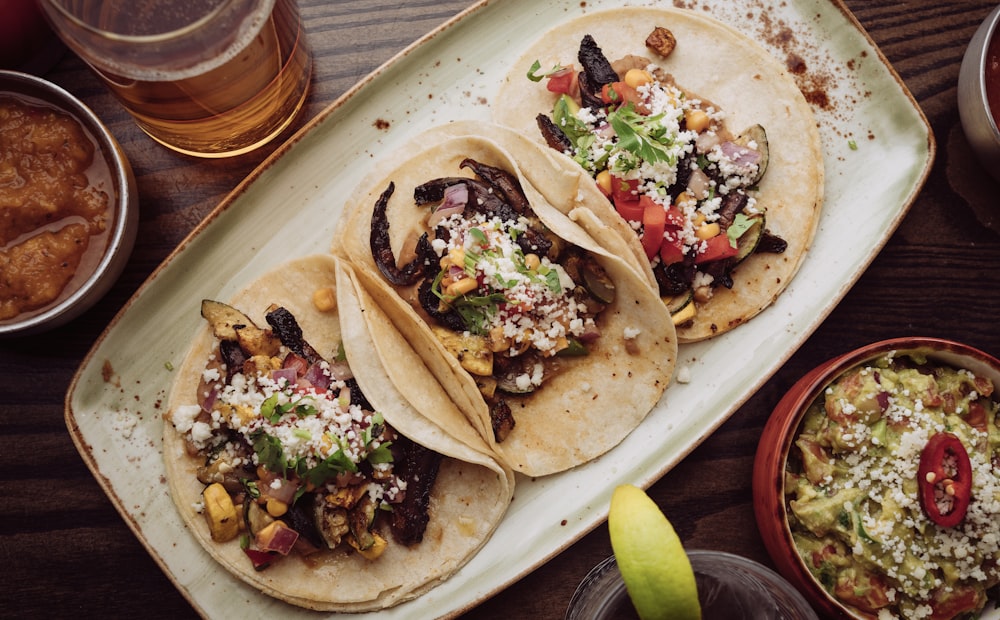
<box><xmin>958</xmin><ymin>4</ymin><xmax>1000</xmax><ymax>183</ymax></box>
<box><xmin>752</xmin><ymin>337</ymin><xmax>1000</xmax><ymax>618</ymax></box>
<box><xmin>0</xmin><ymin>70</ymin><xmax>137</xmax><ymax>337</ymax></box>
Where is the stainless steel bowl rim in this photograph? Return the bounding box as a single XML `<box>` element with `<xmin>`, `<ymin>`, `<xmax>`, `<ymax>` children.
<box><xmin>0</xmin><ymin>69</ymin><xmax>137</xmax><ymax>337</ymax></box>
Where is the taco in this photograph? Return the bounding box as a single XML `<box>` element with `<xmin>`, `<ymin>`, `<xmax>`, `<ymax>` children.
<box><xmin>163</xmin><ymin>254</ymin><xmax>513</xmax><ymax>612</ymax></box>
<box><xmin>335</xmin><ymin>131</ymin><xmax>676</xmax><ymax>476</ymax></box>
<box><xmin>493</xmin><ymin>7</ymin><xmax>824</xmax><ymax>341</ymax></box>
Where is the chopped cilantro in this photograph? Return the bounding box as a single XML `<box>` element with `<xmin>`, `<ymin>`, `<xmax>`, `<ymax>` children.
<box><xmin>251</xmin><ymin>431</ymin><xmax>288</xmax><ymax>476</ymax></box>
<box><xmin>301</xmin><ymin>448</ymin><xmax>358</xmax><ymax>486</ymax></box>
<box><xmin>526</xmin><ymin>60</ymin><xmax>564</xmax><ymax>82</ymax></box>
<box><xmin>607</xmin><ymin>105</ymin><xmax>675</xmax><ymax>165</ymax></box>
<box><xmin>368</xmin><ymin>442</ymin><xmax>394</xmax><ymax>465</ymax></box>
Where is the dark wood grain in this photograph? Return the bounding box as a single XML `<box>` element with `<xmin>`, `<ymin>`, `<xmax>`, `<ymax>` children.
<box><xmin>2</xmin><ymin>0</ymin><xmax>999</xmax><ymax>618</ymax></box>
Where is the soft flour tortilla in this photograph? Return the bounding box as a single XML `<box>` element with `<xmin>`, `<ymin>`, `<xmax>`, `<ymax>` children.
<box><xmin>163</xmin><ymin>254</ymin><xmax>513</xmax><ymax>612</ymax></box>
<box><xmin>492</xmin><ymin>7</ymin><xmax>824</xmax><ymax>341</ymax></box>
<box><xmin>335</xmin><ymin>132</ymin><xmax>676</xmax><ymax>476</ymax></box>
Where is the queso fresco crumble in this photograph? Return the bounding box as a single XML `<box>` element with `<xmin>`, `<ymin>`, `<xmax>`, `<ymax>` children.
<box><xmin>786</xmin><ymin>352</ymin><xmax>1000</xmax><ymax>619</ymax></box>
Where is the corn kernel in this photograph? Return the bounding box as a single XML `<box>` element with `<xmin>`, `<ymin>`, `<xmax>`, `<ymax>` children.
<box><xmin>696</xmin><ymin>222</ymin><xmax>721</xmax><ymax>240</ymax></box>
<box><xmin>446</xmin><ymin>277</ymin><xmax>478</xmax><ymax>297</ymax></box>
<box><xmin>624</xmin><ymin>68</ymin><xmax>653</xmax><ymax>89</ymax></box>
<box><xmin>685</xmin><ymin>109</ymin><xmax>710</xmax><ymax>132</ymax></box>
<box><xmin>448</xmin><ymin>247</ymin><xmax>465</xmax><ymax>266</ymax></box>
<box><xmin>675</xmin><ymin>191</ymin><xmax>695</xmax><ymax>208</ymax></box>
<box><xmin>596</xmin><ymin>169</ymin><xmax>612</xmax><ymax>196</ymax></box>
<box><xmin>266</xmin><ymin>498</ymin><xmax>288</xmax><ymax>518</ymax></box>
<box><xmin>312</xmin><ymin>287</ymin><xmax>337</xmax><ymax>312</ymax></box>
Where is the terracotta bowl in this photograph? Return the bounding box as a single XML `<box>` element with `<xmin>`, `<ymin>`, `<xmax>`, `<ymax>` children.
<box><xmin>0</xmin><ymin>70</ymin><xmax>137</xmax><ymax>337</ymax></box>
<box><xmin>752</xmin><ymin>337</ymin><xmax>1000</xmax><ymax>619</ymax></box>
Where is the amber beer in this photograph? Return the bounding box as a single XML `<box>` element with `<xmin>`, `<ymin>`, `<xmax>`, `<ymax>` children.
<box><xmin>40</xmin><ymin>0</ymin><xmax>312</xmax><ymax>157</ymax></box>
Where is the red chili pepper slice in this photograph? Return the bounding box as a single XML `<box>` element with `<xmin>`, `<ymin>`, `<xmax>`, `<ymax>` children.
<box><xmin>917</xmin><ymin>432</ymin><xmax>972</xmax><ymax>528</ymax></box>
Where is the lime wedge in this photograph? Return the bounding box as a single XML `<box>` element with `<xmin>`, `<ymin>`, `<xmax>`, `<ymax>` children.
<box><xmin>608</xmin><ymin>484</ymin><xmax>701</xmax><ymax>620</ymax></box>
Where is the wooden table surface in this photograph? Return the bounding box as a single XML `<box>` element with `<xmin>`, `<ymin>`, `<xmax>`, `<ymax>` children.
<box><xmin>3</xmin><ymin>0</ymin><xmax>999</xmax><ymax>617</ymax></box>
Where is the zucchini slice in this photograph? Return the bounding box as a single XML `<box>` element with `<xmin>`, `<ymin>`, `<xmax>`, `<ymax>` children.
<box><xmin>664</xmin><ymin>291</ymin><xmax>696</xmax><ymax>326</ymax></box>
<box><xmin>736</xmin><ymin>124</ymin><xmax>769</xmax><ymax>185</ymax></box>
<box><xmin>735</xmin><ymin>215</ymin><xmax>765</xmax><ymax>264</ymax></box>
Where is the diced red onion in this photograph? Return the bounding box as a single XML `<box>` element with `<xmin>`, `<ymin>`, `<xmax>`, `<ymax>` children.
<box><xmin>201</xmin><ymin>387</ymin><xmax>218</xmax><ymax>413</ymax></box>
<box><xmin>327</xmin><ymin>360</ymin><xmax>353</xmax><ymax>381</ymax></box>
<box><xmin>596</xmin><ymin>123</ymin><xmax>615</xmax><ymax>140</ymax></box>
<box><xmin>720</xmin><ymin>141</ymin><xmax>761</xmax><ymax>169</ymax></box>
<box><xmin>261</xmin><ymin>476</ymin><xmax>298</xmax><ymax>504</ymax></box>
<box><xmin>258</xmin><ymin>523</ymin><xmax>299</xmax><ymax>556</ymax></box>
<box><xmin>302</xmin><ymin>363</ymin><xmax>331</xmax><ymax>390</ymax></box>
<box><xmin>578</xmin><ymin>324</ymin><xmax>602</xmax><ymax>343</ymax></box>
<box><xmin>686</xmin><ymin>167</ymin><xmax>710</xmax><ymax>199</ymax></box>
<box><xmin>695</xmin><ymin>132</ymin><xmax>721</xmax><ymax>153</ymax></box>
<box><xmin>270</xmin><ymin>367</ymin><xmax>298</xmax><ymax>386</ymax></box>
<box><xmin>876</xmin><ymin>391</ymin><xmax>890</xmax><ymax>412</ymax></box>
<box><xmin>427</xmin><ymin>183</ymin><xmax>468</xmax><ymax>228</ymax></box>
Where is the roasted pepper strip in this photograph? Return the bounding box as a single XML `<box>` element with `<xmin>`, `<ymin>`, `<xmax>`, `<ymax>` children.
<box><xmin>917</xmin><ymin>432</ymin><xmax>972</xmax><ymax>528</ymax></box>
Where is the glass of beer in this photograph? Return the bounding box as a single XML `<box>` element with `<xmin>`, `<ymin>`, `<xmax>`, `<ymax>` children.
<box><xmin>39</xmin><ymin>0</ymin><xmax>313</xmax><ymax>158</ymax></box>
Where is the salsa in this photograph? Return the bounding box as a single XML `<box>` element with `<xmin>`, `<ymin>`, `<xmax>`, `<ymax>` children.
<box><xmin>786</xmin><ymin>352</ymin><xmax>1000</xmax><ymax>619</ymax></box>
<box><xmin>0</xmin><ymin>95</ymin><xmax>111</xmax><ymax>322</ymax></box>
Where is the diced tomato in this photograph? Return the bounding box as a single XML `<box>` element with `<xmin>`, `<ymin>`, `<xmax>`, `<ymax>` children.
<box><xmin>664</xmin><ymin>205</ymin><xmax>686</xmax><ymax>229</ymax></box>
<box><xmin>640</xmin><ymin>196</ymin><xmax>666</xmax><ymax>261</ymax></box>
<box><xmin>834</xmin><ymin>570</ymin><xmax>891</xmax><ymax>614</ymax></box>
<box><xmin>546</xmin><ymin>67</ymin><xmax>577</xmax><ymax>95</ymax></box>
<box><xmin>659</xmin><ymin>234</ymin><xmax>684</xmax><ymax>265</ymax></box>
<box><xmin>694</xmin><ymin>233</ymin><xmax>738</xmax><ymax>264</ymax></box>
<box><xmin>966</xmin><ymin>401</ymin><xmax>988</xmax><ymax>432</ymax></box>
<box><xmin>615</xmin><ymin>199</ymin><xmax>644</xmax><ymax>222</ymax></box>
<box><xmin>600</xmin><ymin>81</ymin><xmax>647</xmax><ymax>112</ymax></box>
<box><xmin>611</xmin><ymin>176</ymin><xmax>639</xmax><ymax>205</ymax></box>
<box><xmin>927</xmin><ymin>584</ymin><xmax>984</xmax><ymax>620</ymax></box>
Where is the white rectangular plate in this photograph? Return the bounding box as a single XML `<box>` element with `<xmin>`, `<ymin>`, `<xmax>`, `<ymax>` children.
<box><xmin>66</xmin><ymin>0</ymin><xmax>933</xmax><ymax>617</ymax></box>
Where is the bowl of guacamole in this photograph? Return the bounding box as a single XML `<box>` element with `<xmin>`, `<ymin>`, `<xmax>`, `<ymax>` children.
<box><xmin>753</xmin><ymin>337</ymin><xmax>1000</xmax><ymax>619</ymax></box>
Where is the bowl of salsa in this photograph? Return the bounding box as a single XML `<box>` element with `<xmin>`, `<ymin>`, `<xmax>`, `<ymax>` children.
<box><xmin>753</xmin><ymin>337</ymin><xmax>1000</xmax><ymax>619</ymax></box>
<box><xmin>958</xmin><ymin>4</ymin><xmax>1000</xmax><ymax>184</ymax></box>
<box><xmin>0</xmin><ymin>70</ymin><xmax>137</xmax><ymax>337</ymax></box>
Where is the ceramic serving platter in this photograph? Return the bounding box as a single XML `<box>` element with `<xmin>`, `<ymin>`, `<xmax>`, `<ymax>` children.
<box><xmin>66</xmin><ymin>0</ymin><xmax>933</xmax><ymax>617</ymax></box>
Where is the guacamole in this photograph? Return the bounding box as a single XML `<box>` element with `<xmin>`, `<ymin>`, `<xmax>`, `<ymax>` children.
<box><xmin>786</xmin><ymin>352</ymin><xmax>1000</xmax><ymax>619</ymax></box>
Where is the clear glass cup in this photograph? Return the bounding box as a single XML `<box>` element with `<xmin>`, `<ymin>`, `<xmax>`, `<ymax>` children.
<box><xmin>566</xmin><ymin>550</ymin><xmax>819</xmax><ymax>619</ymax></box>
<box><xmin>38</xmin><ymin>0</ymin><xmax>312</xmax><ymax>158</ymax></box>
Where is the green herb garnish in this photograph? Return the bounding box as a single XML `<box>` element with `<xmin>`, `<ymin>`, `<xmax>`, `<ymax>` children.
<box><xmin>607</xmin><ymin>105</ymin><xmax>674</xmax><ymax>165</ymax></box>
<box><xmin>526</xmin><ymin>60</ymin><xmax>565</xmax><ymax>82</ymax></box>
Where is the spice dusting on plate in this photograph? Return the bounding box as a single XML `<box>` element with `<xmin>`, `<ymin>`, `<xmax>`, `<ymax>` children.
<box><xmin>0</xmin><ymin>95</ymin><xmax>111</xmax><ymax>321</ymax></box>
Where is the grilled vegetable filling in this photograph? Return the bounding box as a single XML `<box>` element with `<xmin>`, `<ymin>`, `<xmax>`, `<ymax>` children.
<box><xmin>532</xmin><ymin>31</ymin><xmax>788</xmax><ymax>323</ymax></box>
<box><xmin>171</xmin><ymin>301</ymin><xmax>441</xmax><ymax>569</ymax></box>
<box><xmin>370</xmin><ymin>158</ymin><xmax>613</xmax><ymax>441</ymax></box>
